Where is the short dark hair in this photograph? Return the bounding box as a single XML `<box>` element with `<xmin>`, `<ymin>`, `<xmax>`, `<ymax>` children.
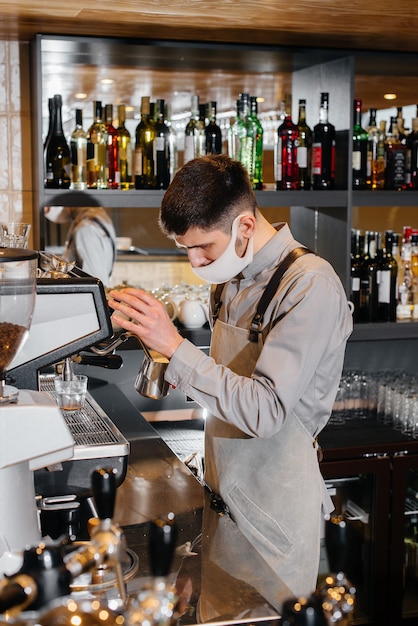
<box><xmin>159</xmin><ymin>155</ymin><xmax>257</xmax><ymax>238</ymax></box>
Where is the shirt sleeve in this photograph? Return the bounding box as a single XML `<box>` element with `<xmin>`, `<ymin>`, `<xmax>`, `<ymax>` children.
<box><xmin>165</xmin><ymin>267</ymin><xmax>352</xmax><ymax>438</ymax></box>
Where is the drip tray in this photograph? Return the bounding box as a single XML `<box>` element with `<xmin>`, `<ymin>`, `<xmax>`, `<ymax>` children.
<box><xmin>39</xmin><ymin>374</ymin><xmax>129</xmax><ymax>460</ymax></box>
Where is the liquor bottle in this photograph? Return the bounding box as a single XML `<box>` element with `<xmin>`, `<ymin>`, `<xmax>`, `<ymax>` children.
<box><xmin>184</xmin><ymin>95</ymin><xmax>205</xmax><ymax>163</ymax></box>
<box><xmin>228</xmin><ymin>98</ymin><xmax>241</xmax><ymax>161</ymax></box>
<box><xmin>352</xmin><ymin>99</ymin><xmax>368</xmax><ymax>189</ymax></box>
<box><xmin>44</xmin><ymin>94</ymin><xmax>71</xmax><ymax>189</ymax></box>
<box><xmin>377</xmin><ymin>230</ymin><xmax>398</xmax><ymax>322</ymax></box>
<box><xmin>134</xmin><ymin>96</ymin><xmax>155</xmax><ymax>189</ymax></box>
<box><xmin>359</xmin><ymin>231</ymin><xmax>379</xmax><ymax>322</ymax></box>
<box><xmin>366</xmin><ymin>108</ymin><xmax>385</xmax><ymax>190</ymax></box>
<box><xmin>105</xmin><ymin>104</ymin><xmax>119</xmax><ymax>189</ymax></box>
<box><xmin>250</xmin><ymin>96</ymin><xmax>264</xmax><ymax>190</ymax></box>
<box><xmin>384</xmin><ymin>118</ymin><xmax>407</xmax><ymax>190</ymax></box>
<box><xmin>296</xmin><ymin>99</ymin><xmax>312</xmax><ymax>190</ymax></box>
<box><xmin>70</xmin><ymin>108</ymin><xmax>87</xmax><ymax>190</ymax></box>
<box><xmin>312</xmin><ymin>92</ymin><xmax>336</xmax><ymax>189</ymax></box>
<box><xmin>117</xmin><ymin>104</ymin><xmax>132</xmax><ymax>190</ymax></box>
<box><xmin>86</xmin><ymin>100</ymin><xmax>108</xmax><ymax>189</ymax></box>
<box><xmin>396</xmin><ymin>239</ymin><xmax>414</xmax><ymax>321</ymax></box>
<box><xmin>408</xmin><ymin>112</ymin><xmax>418</xmax><ymax>189</ymax></box>
<box><xmin>275</xmin><ymin>93</ymin><xmax>299</xmax><ymax>190</ymax></box>
<box><xmin>153</xmin><ymin>99</ymin><xmax>170</xmax><ymax>190</ymax></box>
<box><xmin>44</xmin><ymin>97</ymin><xmax>54</xmax><ymax>150</ymax></box>
<box><xmin>234</xmin><ymin>92</ymin><xmax>257</xmax><ymax>184</ymax></box>
<box><xmin>205</xmin><ymin>101</ymin><xmax>222</xmax><ymax>156</ymax></box>
<box><xmin>350</xmin><ymin>229</ymin><xmax>363</xmax><ymax>323</ymax></box>
<box><xmin>165</xmin><ymin>102</ymin><xmax>178</xmax><ymax>181</ymax></box>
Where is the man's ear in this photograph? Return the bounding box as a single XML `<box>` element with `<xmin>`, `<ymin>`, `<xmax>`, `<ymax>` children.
<box><xmin>239</xmin><ymin>214</ymin><xmax>256</xmax><ymax>239</ymax></box>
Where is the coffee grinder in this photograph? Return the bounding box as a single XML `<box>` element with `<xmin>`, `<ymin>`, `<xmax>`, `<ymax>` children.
<box><xmin>0</xmin><ymin>248</ymin><xmax>74</xmax><ymax>556</ymax></box>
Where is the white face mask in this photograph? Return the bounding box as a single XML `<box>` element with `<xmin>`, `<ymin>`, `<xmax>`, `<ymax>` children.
<box><xmin>44</xmin><ymin>206</ymin><xmax>72</xmax><ymax>224</ymax></box>
<box><xmin>191</xmin><ymin>215</ymin><xmax>254</xmax><ymax>284</ymax></box>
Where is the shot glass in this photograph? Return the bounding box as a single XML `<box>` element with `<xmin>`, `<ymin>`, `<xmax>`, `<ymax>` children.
<box><xmin>54</xmin><ymin>374</ymin><xmax>88</xmax><ymax>411</ymax></box>
<box><xmin>0</xmin><ymin>223</ymin><xmax>31</xmax><ymax>248</ymax></box>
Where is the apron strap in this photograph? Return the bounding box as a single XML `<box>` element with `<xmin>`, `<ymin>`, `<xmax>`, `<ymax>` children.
<box><xmin>212</xmin><ymin>246</ymin><xmax>314</xmax><ymax>334</ymax></box>
<box><xmin>248</xmin><ymin>246</ymin><xmax>314</xmax><ymax>342</ymax></box>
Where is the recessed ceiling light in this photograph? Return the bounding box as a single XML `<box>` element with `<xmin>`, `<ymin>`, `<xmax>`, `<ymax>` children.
<box><xmin>100</xmin><ymin>78</ymin><xmax>114</xmax><ymax>85</ymax></box>
<box><xmin>125</xmin><ymin>106</ymin><xmax>134</xmax><ymax>112</ymax></box>
<box><xmin>384</xmin><ymin>93</ymin><xmax>397</xmax><ymax>100</ymax></box>
<box><xmin>75</xmin><ymin>93</ymin><xmax>87</xmax><ymax>99</ymax></box>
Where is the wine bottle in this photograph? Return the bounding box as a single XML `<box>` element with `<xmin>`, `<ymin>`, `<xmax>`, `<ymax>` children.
<box><xmin>43</xmin><ymin>97</ymin><xmax>54</xmax><ymax>150</ymax></box>
<box><xmin>296</xmin><ymin>99</ymin><xmax>312</xmax><ymax>190</ymax></box>
<box><xmin>250</xmin><ymin>96</ymin><xmax>264</xmax><ymax>190</ymax></box>
<box><xmin>154</xmin><ymin>99</ymin><xmax>170</xmax><ymax>190</ymax></box>
<box><xmin>385</xmin><ymin>117</ymin><xmax>407</xmax><ymax>190</ymax></box>
<box><xmin>407</xmin><ymin>112</ymin><xmax>418</xmax><ymax>190</ymax></box>
<box><xmin>312</xmin><ymin>92</ymin><xmax>336</xmax><ymax>189</ymax></box>
<box><xmin>117</xmin><ymin>104</ymin><xmax>132</xmax><ymax>190</ymax></box>
<box><xmin>377</xmin><ymin>231</ymin><xmax>398</xmax><ymax>322</ymax></box>
<box><xmin>134</xmin><ymin>96</ymin><xmax>155</xmax><ymax>189</ymax></box>
<box><xmin>366</xmin><ymin>108</ymin><xmax>385</xmax><ymax>190</ymax></box>
<box><xmin>70</xmin><ymin>108</ymin><xmax>87</xmax><ymax>190</ymax></box>
<box><xmin>359</xmin><ymin>231</ymin><xmax>379</xmax><ymax>322</ymax></box>
<box><xmin>105</xmin><ymin>103</ymin><xmax>120</xmax><ymax>189</ymax></box>
<box><xmin>205</xmin><ymin>101</ymin><xmax>222</xmax><ymax>156</ymax></box>
<box><xmin>350</xmin><ymin>229</ymin><xmax>363</xmax><ymax>323</ymax></box>
<box><xmin>184</xmin><ymin>95</ymin><xmax>205</xmax><ymax>163</ymax></box>
<box><xmin>44</xmin><ymin>94</ymin><xmax>71</xmax><ymax>189</ymax></box>
<box><xmin>397</xmin><ymin>239</ymin><xmax>414</xmax><ymax>321</ymax></box>
<box><xmin>228</xmin><ymin>99</ymin><xmax>241</xmax><ymax>161</ymax></box>
<box><xmin>86</xmin><ymin>100</ymin><xmax>108</xmax><ymax>189</ymax></box>
<box><xmin>352</xmin><ymin>98</ymin><xmax>368</xmax><ymax>189</ymax></box>
<box><xmin>165</xmin><ymin>102</ymin><xmax>178</xmax><ymax>182</ymax></box>
<box><xmin>275</xmin><ymin>93</ymin><xmax>299</xmax><ymax>190</ymax></box>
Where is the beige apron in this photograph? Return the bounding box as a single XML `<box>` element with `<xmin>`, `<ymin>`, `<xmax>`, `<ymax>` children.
<box><xmin>203</xmin><ymin>318</ymin><xmax>332</xmax><ymax>604</ymax></box>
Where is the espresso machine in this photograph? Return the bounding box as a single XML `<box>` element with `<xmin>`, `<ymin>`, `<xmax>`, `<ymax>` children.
<box><xmin>1</xmin><ymin>250</ymin><xmax>129</xmax><ymax>555</ymax></box>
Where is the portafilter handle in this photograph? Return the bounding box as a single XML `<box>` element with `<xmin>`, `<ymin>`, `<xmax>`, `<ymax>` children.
<box><xmin>91</xmin><ymin>467</ymin><xmax>117</xmax><ymax>521</ymax></box>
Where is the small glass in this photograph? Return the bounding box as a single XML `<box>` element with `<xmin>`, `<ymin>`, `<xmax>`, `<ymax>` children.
<box><xmin>0</xmin><ymin>223</ymin><xmax>31</xmax><ymax>248</ymax></box>
<box><xmin>54</xmin><ymin>374</ymin><xmax>88</xmax><ymax>411</ymax></box>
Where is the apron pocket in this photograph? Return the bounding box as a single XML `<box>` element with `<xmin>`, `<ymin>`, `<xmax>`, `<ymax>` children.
<box><xmin>228</xmin><ymin>483</ymin><xmax>294</xmax><ymax>559</ymax></box>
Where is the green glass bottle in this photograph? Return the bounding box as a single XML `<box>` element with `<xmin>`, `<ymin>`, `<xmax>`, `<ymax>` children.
<box><xmin>250</xmin><ymin>96</ymin><xmax>264</xmax><ymax>190</ymax></box>
<box><xmin>352</xmin><ymin>98</ymin><xmax>368</xmax><ymax>189</ymax></box>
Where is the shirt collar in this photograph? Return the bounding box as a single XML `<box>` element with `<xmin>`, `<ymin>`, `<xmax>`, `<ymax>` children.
<box><xmin>240</xmin><ymin>222</ymin><xmax>299</xmax><ymax>280</ymax></box>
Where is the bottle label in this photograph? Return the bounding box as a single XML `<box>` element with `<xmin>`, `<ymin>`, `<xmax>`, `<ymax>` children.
<box><xmin>312</xmin><ymin>143</ymin><xmax>322</xmax><ymax>175</ymax></box>
<box><xmin>377</xmin><ymin>270</ymin><xmax>391</xmax><ymax>304</ymax></box>
<box><xmin>351</xmin><ymin>276</ymin><xmax>360</xmax><ymax>292</ymax></box>
<box><xmin>297</xmin><ymin>146</ymin><xmax>308</xmax><ymax>168</ymax></box>
<box><xmin>134</xmin><ymin>148</ymin><xmax>143</xmax><ymax>176</ymax></box>
<box><xmin>184</xmin><ymin>136</ymin><xmax>195</xmax><ymax>163</ymax></box>
<box><xmin>155</xmin><ymin>137</ymin><xmax>165</xmax><ymax>152</ymax></box>
<box><xmin>274</xmin><ymin>138</ymin><xmax>283</xmax><ymax>181</ymax></box>
<box><xmin>352</xmin><ymin>150</ymin><xmax>361</xmax><ymax>171</ymax></box>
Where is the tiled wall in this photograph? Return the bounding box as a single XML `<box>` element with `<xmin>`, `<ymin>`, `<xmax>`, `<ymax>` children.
<box><xmin>0</xmin><ymin>41</ymin><xmax>33</xmax><ymax>241</ymax></box>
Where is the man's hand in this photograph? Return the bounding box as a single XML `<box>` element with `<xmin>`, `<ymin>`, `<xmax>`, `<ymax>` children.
<box><xmin>107</xmin><ymin>288</ymin><xmax>184</xmax><ymax>358</ymax></box>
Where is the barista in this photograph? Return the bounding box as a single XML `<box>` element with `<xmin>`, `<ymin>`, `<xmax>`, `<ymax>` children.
<box><xmin>108</xmin><ymin>155</ymin><xmax>353</xmax><ymax>604</ymax></box>
<box><xmin>44</xmin><ymin>206</ymin><xmax>116</xmax><ymax>287</ymax></box>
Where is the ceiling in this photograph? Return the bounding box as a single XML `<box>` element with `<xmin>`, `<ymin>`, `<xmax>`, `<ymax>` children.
<box><xmin>9</xmin><ymin>1</ymin><xmax>418</xmax><ymax>129</ymax></box>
